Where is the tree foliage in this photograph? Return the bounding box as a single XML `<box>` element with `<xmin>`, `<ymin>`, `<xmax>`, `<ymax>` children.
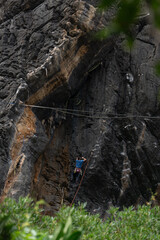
<box><xmin>1</xmin><ymin>197</ymin><xmax>160</xmax><ymax>240</ymax></box>
<box><xmin>0</xmin><ymin>197</ymin><xmax>81</xmax><ymax>240</ymax></box>
<box><xmin>98</xmin><ymin>0</ymin><xmax>160</xmax><ymax>46</ymax></box>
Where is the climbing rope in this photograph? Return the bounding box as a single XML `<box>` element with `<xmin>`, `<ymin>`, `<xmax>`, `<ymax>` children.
<box><xmin>11</xmin><ymin>102</ymin><xmax>160</xmax><ymax>119</ymax></box>
<box><xmin>70</xmin><ymin>153</ymin><xmax>92</xmax><ymax>207</ymax></box>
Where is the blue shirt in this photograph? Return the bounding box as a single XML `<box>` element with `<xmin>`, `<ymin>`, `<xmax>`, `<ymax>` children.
<box><xmin>76</xmin><ymin>160</ymin><xmax>84</xmax><ymax>168</ymax></box>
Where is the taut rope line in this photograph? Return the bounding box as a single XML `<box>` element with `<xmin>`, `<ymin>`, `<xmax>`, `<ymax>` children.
<box><xmin>11</xmin><ymin>102</ymin><xmax>160</xmax><ymax>119</ymax></box>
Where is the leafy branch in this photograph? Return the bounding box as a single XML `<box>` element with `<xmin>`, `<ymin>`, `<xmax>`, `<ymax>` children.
<box><xmin>98</xmin><ymin>0</ymin><xmax>160</xmax><ymax>46</ymax></box>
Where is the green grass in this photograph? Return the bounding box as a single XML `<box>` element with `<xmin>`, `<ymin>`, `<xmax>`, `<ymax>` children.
<box><xmin>1</xmin><ymin>196</ymin><xmax>160</xmax><ymax>239</ymax></box>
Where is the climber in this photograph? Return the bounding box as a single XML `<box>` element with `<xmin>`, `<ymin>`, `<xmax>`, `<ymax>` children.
<box><xmin>73</xmin><ymin>156</ymin><xmax>87</xmax><ymax>183</ymax></box>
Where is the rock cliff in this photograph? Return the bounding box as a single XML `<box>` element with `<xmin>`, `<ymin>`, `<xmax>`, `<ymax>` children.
<box><xmin>1</xmin><ymin>0</ymin><xmax>160</xmax><ymax>215</ymax></box>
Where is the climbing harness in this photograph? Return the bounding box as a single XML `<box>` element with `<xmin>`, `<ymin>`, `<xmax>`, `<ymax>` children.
<box><xmin>70</xmin><ymin>153</ymin><xmax>92</xmax><ymax>207</ymax></box>
<box><xmin>74</xmin><ymin>168</ymin><xmax>82</xmax><ymax>174</ymax></box>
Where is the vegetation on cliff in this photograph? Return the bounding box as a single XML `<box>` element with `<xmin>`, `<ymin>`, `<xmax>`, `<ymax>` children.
<box><xmin>99</xmin><ymin>0</ymin><xmax>160</xmax><ymax>42</ymax></box>
<box><xmin>99</xmin><ymin>0</ymin><xmax>160</xmax><ymax>72</ymax></box>
<box><xmin>1</xmin><ymin>197</ymin><xmax>160</xmax><ymax>240</ymax></box>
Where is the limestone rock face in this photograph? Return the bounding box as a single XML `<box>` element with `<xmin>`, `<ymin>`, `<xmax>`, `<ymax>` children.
<box><xmin>1</xmin><ymin>0</ymin><xmax>160</xmax><ymax>215</ymax></box>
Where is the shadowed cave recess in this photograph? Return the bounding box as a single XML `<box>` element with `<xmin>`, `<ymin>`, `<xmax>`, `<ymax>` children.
<box><xmin>1</xmin><ymin>0</ymin><xmax>160</xmax><ymax>216</ymax></box>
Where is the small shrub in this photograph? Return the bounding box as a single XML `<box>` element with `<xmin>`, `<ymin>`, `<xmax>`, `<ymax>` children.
<box><xmin>1</xmin><ymin>196</ymin><xmax>160</xmax><ymax>239</ymax></box>
<box><xmin>0</xmin><ymin>197</ymin><xmax>81</xmax><ymax>240</ymax></box>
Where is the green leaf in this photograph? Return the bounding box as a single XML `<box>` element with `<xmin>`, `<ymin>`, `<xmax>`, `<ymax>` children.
<box><xmin>0</xmin><ymin>216</ymin><xmax>16</xmax><ymax>240</ymax></box>
<box><xmin>0</xmin><ymin>216</ymin><xmax>9</xmax><ymax>234</ymax></box>
<box><xmin>66</xmin><ymin>231</ymin><xmax>82</xmax><ymax>240</ymax></box>
<box><xmin>148</xmin><ymin>0</ymin><xmax>160</xmax><ymax>28</ymax></box>
<box><xmin>99</xmin><ymin>0</ymin><xmax>118</xmax><ymax>10</ymax></box>
<box><xmin>52</xmin><ymin>224</ymin><xmax>64</xmax><ymax>240</ymax></box>
<box><xmin>155</xmin><ymin>62</ymin><xmax>160</xmax><ymax>76</ymax></box>
<box><xmin>116</xmin><ymin>0</ymin><xmax>141</xmax><ymax>32</ymax></box>
<box><xmin>126</xmin><ymin>34</ymin><xmax>134</xmax><ymax>48</ymax></box>
<box><xmin>63</xmin><ymin>216</ymin><xmax>72</xmax><ymax>234</ymax></box>
<box><xmin>95</xmin><ymin>23</ymin><xmax>120</xmax><ymax>40</ymax></box>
